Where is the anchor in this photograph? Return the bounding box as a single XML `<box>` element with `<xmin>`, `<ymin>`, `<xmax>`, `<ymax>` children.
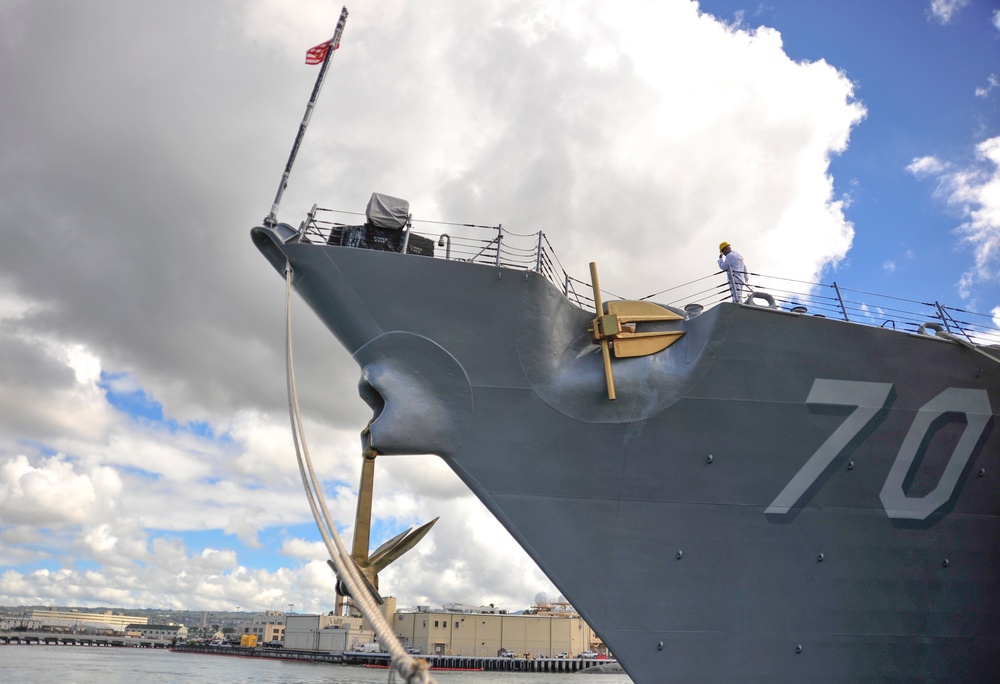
<box><xmin>588</xmin><ymin>262</ymin><xmax>686</xmax><ymax>401</ymax></box>
<box><xmin>334</xmin><ymin>425</ymin><xmax>438</xmax><ymax>608</ymax></box>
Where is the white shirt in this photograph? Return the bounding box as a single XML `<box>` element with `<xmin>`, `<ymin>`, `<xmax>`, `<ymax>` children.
<box><xmin>718</xmin><ymin>250</ymin><xmax>747</xmax><ymax>281</ymax></box>
<box><xmin>718</xmin><ymin>250</ymin><xmax>748</xmax><ymax>300</ymax></box>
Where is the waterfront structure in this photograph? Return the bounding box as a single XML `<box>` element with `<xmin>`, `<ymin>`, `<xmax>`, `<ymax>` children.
<box><xmin>283</xmin><ymin>597</ymin><xmax>599</xmax><ymax>658</ymax></box>
<box><xmin>283</xmin><ymin>612</ymin><xmax>373</xmax><ymax>652</ymax></box>
<box><xmin>392</xmin><ymin>604</ymin><xmax>599</xmax><ymax>658</ymax></box>
<box><xmin>126</xmin><ymin>623</ymin><xmax>187</xmax><ymax>641</ymax></box>
<box><xmin>0</xmin><ymin>612</ymin><xmax>42</xmax><ymax>631</ymax></box>
<box><xmin>30</xmin><ymin>608</ymin><xmax>147</xmax><ymax>633</ymax></box>
<box><xmin>235</xmin><ymin>610</ymin><xmax>287</xmax><ymax>643</ymax></box>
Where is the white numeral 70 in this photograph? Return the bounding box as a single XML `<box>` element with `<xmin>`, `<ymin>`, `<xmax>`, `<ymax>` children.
<box><xmin>766</xmin><ymin>379</ymin><xmax>992</xmax><ymax>520</ymax></box>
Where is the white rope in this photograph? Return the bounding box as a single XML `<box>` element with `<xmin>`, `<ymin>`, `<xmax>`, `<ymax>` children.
<box><xmin>284</xmin><ymin>264</ymin><xmax>435</xmax><ymax>684</ymax></box>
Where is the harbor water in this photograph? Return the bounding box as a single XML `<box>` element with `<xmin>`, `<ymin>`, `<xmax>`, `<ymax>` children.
<box><xmin>0</xmin><ymin>645</ymin><xmax>634</xmax><ymax>683</ymax></box>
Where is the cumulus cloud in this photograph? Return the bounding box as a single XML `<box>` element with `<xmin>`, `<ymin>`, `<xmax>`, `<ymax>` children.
<box><xmin>907</xmin><ymin>155</ymin><xmax>949</xmax><ymax>177</ymax></box>
<box><xmin>378</xmin><ymin>494</ymin><xmax>554</xmax><ymax>608</ymax></box>
<box><xmin>0</xmin><ymin>334</ymin><xmax>114</xmax><ymax>446</ymax></box>
<box><xmin>909</xmin><ymin>136</ymin><xmax>1000</xmax><ymax>301</ymax></box>
<box><xmin>281</xmin><ymin>537</ymin><xmax>328</xmax><ymax>560</ymax></box>
<box><xmin>929</xmin><ymin>0</ymin><xmax>970</xmax><ymax>24</ymax></box>
<box><xmin>951</xmin><ymin>139</ymin><xmax>1000</xmax><ymax>298</ymax></box>
<box><xmin>975</xmin><ymin>74</ymin><xmax>998</xmax><ymax>98</ymax></box>
<box><xmin>0</xmin><ymin>543</ymin><xmax>317</xmax><ymax>611</ymax></box>
<box><xmin>0</xmin><ymin>454</ymin><xmax>121</xmax><ymax>526</ymax></box>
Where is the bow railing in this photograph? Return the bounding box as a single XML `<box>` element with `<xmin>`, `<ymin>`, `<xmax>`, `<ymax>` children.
<box><xmin>299</xmin><ymin>207</ymin><xmax>589</xmax><ymax>307</ymax></box>
<box><xmin>299</xmin><ymin>208</ymin><xmax>1000</xmax><ymax>348</ymax></box>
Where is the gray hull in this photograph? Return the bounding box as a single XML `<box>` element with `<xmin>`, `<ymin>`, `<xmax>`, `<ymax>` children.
<box><xmin>253</xmin><ymin>224</ymin><xmax>999</xmax><ymax>682</ymax></box>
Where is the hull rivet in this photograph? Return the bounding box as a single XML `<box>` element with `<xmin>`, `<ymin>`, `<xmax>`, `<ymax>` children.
<box><xmin>817</xmin><ymin>553</ymin><xmax>824</xmax><ymax>562</ymax></box>
<box><xmin>657</xmin><ymin>641</ymin><xmax>664</xmax><ymax>651</ymax></box>
<box><xmin>943</xmin><ymin>559</ymin><xmax>949</xmax><ymax>567</ymax></box>
<box><xmin>707</xmin><ymin>454</ymin><xmax>713</xmax><ymax>464</ymax></box>
<box><xmin>847</xmin><ymin>461</ymin><xmax>854</xmax><ymax>470</ymax></box>
<box><xmin>676</xmin><ymin>550</ymin><xmax>683</xmax><ymax>559</ymax></box>
<box><xmin>979</xmin><ymin>468</ymin><xmax>986</xmax><ymax>477</ymax></box>
<box><xmin>796</xmin><ymin>645</ymin><xmax>803</xmax><ymax>654</ymax></box>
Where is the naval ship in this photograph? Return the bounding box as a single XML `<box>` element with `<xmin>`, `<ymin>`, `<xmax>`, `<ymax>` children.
<box><xmin>253</xmin><ymin>195</ymin><xmax>999</xmax><ymax>683</ymax></box>
<box><xmin>253</xmin><ymin>10</ymin><xmax>998</xmax><ymax>678</ymax></box>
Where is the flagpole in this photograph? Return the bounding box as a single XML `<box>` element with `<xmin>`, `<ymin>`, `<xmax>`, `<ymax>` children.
<box><xmin>265</xmin><ymin>6</ymin><xmax>349</xmax><ymax>226</ymax></box>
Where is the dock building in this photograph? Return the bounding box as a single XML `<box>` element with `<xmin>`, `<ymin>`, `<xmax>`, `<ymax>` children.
<box><xmin>126</xmin><ymin>623</ymin><xmax>188</xmax><ymax>641</ymax></box>
<box><xmin>29</xmin><ymin>608</ymin><xmax>148</xmax><ymax>633</ymax></box>
<box><xmin>279</xmin><ymin>598</ymin><xmax>602</xmax><ymax>659</ymax></box>
<box><xmin>235</xmin><ymin>609</ymin><xmax>288</xmax><ymax>644</ymax></box>
<box><xmin>284</xmin><ymin>609</ymin><xmax>377</xmax><ymax>652</ymax></box>
<box><xmin>392</xmin><ymin>603</ymin><xmax>599</xmax><ymax>658</ymax></box>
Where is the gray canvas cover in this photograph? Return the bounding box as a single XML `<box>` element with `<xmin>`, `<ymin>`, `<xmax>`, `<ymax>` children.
<box><xmin>366</xmin><ymin>193</ymin><xmax>410</xmax><ymax>230</ymax></box>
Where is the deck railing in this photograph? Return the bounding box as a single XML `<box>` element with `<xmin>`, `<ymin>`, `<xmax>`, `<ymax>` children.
<box><xmin>707</xmin><ymin>273</ymin><xmax>1000</xmax><ymax>347</ymax></box>
<box><xmin>300</xmin><ymin>207</ymin><xmax>591</xmax><ymax>307</ymax></box>
<box><xmin>300</xmin><ymin>208</ymin><xmax>1000</xmax><ymax>348</ymax></box>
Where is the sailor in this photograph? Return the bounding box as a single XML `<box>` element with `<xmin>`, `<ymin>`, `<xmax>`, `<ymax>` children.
<box><xmin>717</xmin><ymin>241</ymin><xmax>749</xmax><ymax>303</ymax></box>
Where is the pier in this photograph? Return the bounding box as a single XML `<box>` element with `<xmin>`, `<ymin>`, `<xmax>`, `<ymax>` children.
<box><xmin>171</xmin><ymin>643</ymin><xmax>621</xmax><ymax>673</ymax></box>
<box><xmin>349</xmin><ymin>652</ymin><xmax>619</xmax><ymax>673</ymax></box>
<box><xmin>174</xmin><ymin>642</ymin><xmax>345</xmax><ymax>664</ymax></box>
<box><xmin>0</xmin><ymin>631</ymin><xmax>171</xmax><ymax>648</ymax></box>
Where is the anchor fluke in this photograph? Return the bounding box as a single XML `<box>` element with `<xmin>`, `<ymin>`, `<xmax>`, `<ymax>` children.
<box><xmin>588</xmin><ymin>262</ymin><xmax>687</xmax><ymax>400</ymax></box>
<box><xmin>367</xmin><ymin>517</ymin><xmax>439</xmax><ymax>574</ymax></box>
<box><xmin>605</xmin><ymin>300</ymin><xmax>685</xmax><ymax>358</ymax></box>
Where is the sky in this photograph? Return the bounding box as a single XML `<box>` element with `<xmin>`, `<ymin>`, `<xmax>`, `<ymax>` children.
<box><xmin>0</xmin><ymin>0</ymin><xmax>997</xmax><ymax>617</ymax></box>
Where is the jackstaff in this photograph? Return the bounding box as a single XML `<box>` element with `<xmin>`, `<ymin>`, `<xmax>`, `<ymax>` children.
<box><xmin>265</xmin><ymin>6</ymin><xmax>349</xmax><ymax>226</ymax></box>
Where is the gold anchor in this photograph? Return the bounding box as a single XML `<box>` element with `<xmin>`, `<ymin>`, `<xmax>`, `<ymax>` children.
<box><xmin>588</xmin><ymin>262</ymin><xmax>686</xmax><ymax>401</ymax></box>
<box><xmin>333</xmin><ymin>426</ymin><xmax>438</xmax><ymax>607</ymax></box>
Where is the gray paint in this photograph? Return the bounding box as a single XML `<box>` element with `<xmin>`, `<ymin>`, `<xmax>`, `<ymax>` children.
<box><xmin>252</xmin><ymin>224</ymin><xmax>1000</xmax><ymax>683</ymax></box>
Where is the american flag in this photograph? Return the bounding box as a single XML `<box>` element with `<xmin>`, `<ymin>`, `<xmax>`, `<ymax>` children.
<box><xmin>305</xmin><ymin>39</ymin><xmax>339</xmax><ymax>65</ymax></box>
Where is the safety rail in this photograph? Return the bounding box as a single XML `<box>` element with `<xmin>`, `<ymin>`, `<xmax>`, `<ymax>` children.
<box><xmin>707</xmin><ymin>272</ymin><xmax>1000</xmax><ymax>348</ymax></box>
<box><xmin>300</xmin><ymin>208</ymin><xmax>1000</xmax><ymax>349</ymax></box>
<box><xmin>300</xmin><ymin>207</ymin><xmax>591</xmax><ymax>307</ymax></box>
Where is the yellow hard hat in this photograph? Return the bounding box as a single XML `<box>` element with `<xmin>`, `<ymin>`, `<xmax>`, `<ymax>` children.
<box><xmin>719</xmin><ymin>241</ymin><xmax>731</xmax><ymax>252</ymax></box>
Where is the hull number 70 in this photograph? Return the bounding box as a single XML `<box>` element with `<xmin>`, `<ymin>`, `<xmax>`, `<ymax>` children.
<box><xmin>765</xmin><ymin>379</ymin><xmax>992</xmax><ymax>520</ymax></box>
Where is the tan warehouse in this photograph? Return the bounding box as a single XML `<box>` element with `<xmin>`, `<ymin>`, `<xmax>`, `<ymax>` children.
<box><xmin>284</xmin><ymin>612</ymin><xmax>374</xmax><ymax>652</ymax></box>
<box><xmin>392</xmin><ymin>605</ymin><xmax>598</xmax><ymax>658</ymax></box>
<box><xmin>238</xmin><ymin>609</ymin><xmax>288</xmax><ymax>644</ymax></box>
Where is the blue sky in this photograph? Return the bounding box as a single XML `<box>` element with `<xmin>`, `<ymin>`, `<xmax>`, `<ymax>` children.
<box><xmin>701</xmin><ymin>0</ymin><xmax>999</xmax><ymax>312</ymax></box>
<box><xmin>0</xmin><ymin>0</ymin><xmax>997</xmax><ymax>616</ymax></box>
